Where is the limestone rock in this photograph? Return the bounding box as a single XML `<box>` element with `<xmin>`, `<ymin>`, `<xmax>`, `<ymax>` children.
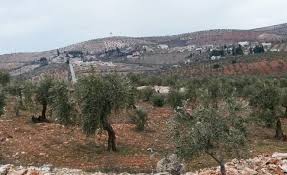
<box><xmin>156</xmin><ymin>154</ymin><xmax>185</xmax><ymax>175</ymax></box>
<box><xmin>7</xmin><ymin>169</ymin><xmax>28</xmax><ymax>175</ymax></box>
<box><xmin>0</xmin><ymin>165</ymin><xmax>12</xmax><ymax>175</ymax></box>
<box><xmin>240</xmin><ymin>167</ymin><xmax>257</xmax><ymax>175</ymax></box>
<box><xmin>272</xmin><ymin>152</ymin><xmax>287</xmax><ymax>160</ymax></box>
<box><xmin>281</xmin><ymin>163</ymin><xmax>287</xmax><ymax>173</ymax></box>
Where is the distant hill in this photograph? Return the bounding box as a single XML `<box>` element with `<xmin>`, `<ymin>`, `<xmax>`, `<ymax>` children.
<box><xmin>1</xmin><ymin>23</ymin><xmax>287</xmax><ymax>64</ymax></box>
<box><xmin>252</xmin><ymin>23</ymin><xmax>287</xmax><ymax>36</ymax></box>
<box><xmin>60</xmin><ymin>36</ymin><xmax>156</xmax><ymax>54</ymax></box>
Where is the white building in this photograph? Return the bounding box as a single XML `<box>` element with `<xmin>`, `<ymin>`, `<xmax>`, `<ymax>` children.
<box><xmin>158</xmin><ymin>44</ymin><xmax>169</xmax><ymax>49</ymax></box>
<box><xmin>211</xmin><ymin>56</ymin><xmax>221</xmax><ymax>60</ymax></box>
<box><xmin>270</xmin><ymin>48</ymin><xmax>280</xmax><ymax>52</ymax></box>
<box><xmin>262</xmin><ymin>43</ymin><xmax>272</xmax><ymax>50</ymax></box>
<box><xmin>238</xmin><ymin>41</ymin><xmax>250</xmax><ymax>47</ymax></box>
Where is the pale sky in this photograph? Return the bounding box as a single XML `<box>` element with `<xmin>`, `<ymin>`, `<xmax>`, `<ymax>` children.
<box><xmin>1</xmin><ymin>0</ymin><xmax>287</xmax><ymax>54</ymax></box>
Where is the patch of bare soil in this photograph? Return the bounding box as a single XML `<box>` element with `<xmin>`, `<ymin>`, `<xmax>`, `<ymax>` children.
<box><xmin>1</xmin><ymin>101</ymin><xmax>287</xmax><ymax>173</ymax></box>
<box><xmin>0</xmin><ymin>104</ymin><xmax>173</xmax><ymax>173</ymax></box>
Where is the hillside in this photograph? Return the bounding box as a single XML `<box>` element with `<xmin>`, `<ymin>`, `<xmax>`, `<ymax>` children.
<box><xmin>252</xmin><ymin>23</ymin><xmax>287</xmax><ymax>36</ymax></box>
<box><xmin>169</xmin><ymin>52</ymin><xmax>287</xmax><ymax>78</ymax></box>
<box><xmin>1</xmin><ymin>23</ymin><xmax>287</xmax><ymax>67</ymax></box>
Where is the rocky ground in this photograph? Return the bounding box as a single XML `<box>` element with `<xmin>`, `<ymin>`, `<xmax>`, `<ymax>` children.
<box><xmin>190</xmin><ymin>153</ymin><xmax>287</xmax><ymax>175</ymax></box>
<box><xmin>0</xmin><ymin>153</ymin><xmax>287</xmax><ymax>175</ymax></box>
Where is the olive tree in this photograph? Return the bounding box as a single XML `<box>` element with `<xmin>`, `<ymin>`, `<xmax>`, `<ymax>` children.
<box><xmin>22</xmin><ymin>81</ymin><xmax>36</xmax><ymax>112</ymax></box>
<box><xmin>75</xmin><ymin>74</ymin><xmax>134</xmax><ymax>151</ymax></box>
<box><xmin>0</xmin><ymin>90</ymin><xmax>5</xmax><ymax>116</ymax></box>
<box><xmin>0</xmin><ymin>71</ymin><xmax>10</xmax><ymax>86</ymax></box>
<box><xmin>172</xmin><ymin>96</ymin><xmax>247</xmax><ymax>175</ymax></box>
<box><xmin>281</xmin><ymin>88</ymin><xmax>287</xmax><ymax>117</ymax></box>
<box><xmin>49</xmin><ymin>81</ymin><xmax>75</xmax><ymax>125</ymax></box>
<box><xmin>0</xmin><ymin>72</ymin><xmax>10</xmax><ymax>116</ymax></box>
<box><xmin>205</xmin><ymin>78</ymin><xmax>234</xmax><ymax>108</ymax></box>
<box><xmin>250</xmin><ymin>83</ymin><xmax>286</xmax><ymax>140</ymax></box>
<box><xmin>7</xmin><ymin>81</ymin><xmax>25</xmax><ymax>116</ymax></box>
<box><xmin>35</xmin><ymin>77</ymin><xmax>54</xmax><ymax>121</ymax></box>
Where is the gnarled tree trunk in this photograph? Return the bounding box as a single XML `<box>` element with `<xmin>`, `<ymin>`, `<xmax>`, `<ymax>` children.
<box><xmin>41</xmin><ymin>102</ymin><xmax>47</xmax><ymax>120</ymax></box>
<box><xmin>220</xmin><ymin>162</ymin><xmax>226</xmax><ymax>175</ymax></box>
<box><xmin>275</xmin><ymin>118</ymin><xmax>285</xmax><ymax>140</ymax></box>
<box><xmin>206</xmin><ymin>151</ymin><xmax>226</xmax><ymax>175</ymax></box>
<box><xmin>102</xmin><ymin>117</ymin><xmax>117</xmax><ymax>152</ymax></box>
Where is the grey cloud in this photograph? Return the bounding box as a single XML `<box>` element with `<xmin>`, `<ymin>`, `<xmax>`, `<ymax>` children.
<box><xmin>0</xmin><ymin>0</ymin><xmax>286</xmax><ymax>54</ymax></box>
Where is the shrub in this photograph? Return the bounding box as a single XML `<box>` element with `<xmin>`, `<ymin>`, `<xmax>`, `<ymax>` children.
<box><xmin>151</xmin><ymin>94</ymin><xmax>165</xmax><ymax>107</ymax></box>
<box><xmin>167</xmin><ymin>89</ymin><xmax>185</xmax><ymax>109</ymax></box>
<box><xmin>130</xmin><ymin>108</ymin><xmax>148</xmax><ymax>131</ymax></box>
<box><xmin>139</xmin><ymin>87</ymin><xmax>154</xmax><ymax>102</ymax></box>
<box><xmin>213</xmin><ymin>64</ymin><xmax>220</xmax><ymax>69</ymax></box>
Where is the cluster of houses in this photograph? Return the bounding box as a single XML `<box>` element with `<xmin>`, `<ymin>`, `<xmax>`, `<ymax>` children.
<box><xmin>125</xmin><ymin>41</ymin><xmax>277</xmax><ymax>62</ymax></box>
<box><xmin>207</xmin><ymin>41</ymin><xmax>276</xmax><ymax>60</ymax></box>
<box><xmin>48</xmin><ymin>39</ymin><xmax>284</xmax><ymax>66</ymax></box>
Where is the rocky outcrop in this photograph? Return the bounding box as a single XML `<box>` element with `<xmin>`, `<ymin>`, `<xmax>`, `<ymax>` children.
<box><xmin>0</xmin><ymin>153</ymin><xmax>287</xmax><ymax>175</ymax></box>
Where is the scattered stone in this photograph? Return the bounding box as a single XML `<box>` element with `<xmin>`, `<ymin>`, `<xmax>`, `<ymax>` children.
<box><xmin>281</xmin><ymin>163</ymin><xmax>287</xmax><ymax>173</ymax></box>
<box><xmin>7</xmin><ymin>169</ymin><xmax>28</xmax><ymax>175</ymax></box>
<box><xmin>39</xmin><ymin>153</ymin><xmax>46</xmax><ymax>156</ymax></box>
<box><xmin>0</xmin><ymin>164</ymin><xmax>12</xmax><ymax>175</ymax></box>
<box><xmin>156</xmin><ymin>154</ymin><xmax>185</xmax><ymax>175</ymax></box>
<box><xmin>272</xmin><ymin>152</ymin><xmax>287</xmax><ymax>160</ymax></box>
<box><xmin>241</xmin><ymin>167</ymin><xmax>257</xmax><ymax>175</ymax></box>
<box><xmin>1</xmin><ymin>152</ymin><xmax>287</xmax><ymax>175</ymax></box>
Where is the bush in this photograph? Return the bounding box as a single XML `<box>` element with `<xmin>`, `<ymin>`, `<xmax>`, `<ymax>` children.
<box><xmin>151</xmin><ymin>94</ymin><xmax>165</xmax><ymax>107</ymax></box>
<box><xmin>213</xmin><ymin>64</ymin><xmax>220</xmax><ymax>69</ymax></box>
<box><xmin>167</xmin><ymin>89</ymin><xmax>185</xmax><ymax>109</ymax></box>
<box><xmin>139</xmin><ymin>87</ymin><xmax>154</xmax><ymax>101</ymax></box>
<box><xmin>130</xmin><ymin>108</ymin><xmax>148</xmax><ymax>131</ymax></box>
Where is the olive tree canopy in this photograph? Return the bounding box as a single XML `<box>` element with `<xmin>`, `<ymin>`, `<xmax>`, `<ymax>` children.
<box><xmin>75</xmin><ymin>74</ymin><xmax>134</xmax><ymax>151</ymax></box>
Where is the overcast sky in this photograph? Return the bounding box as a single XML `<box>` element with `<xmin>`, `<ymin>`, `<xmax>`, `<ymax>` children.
<box><xmin>1</xmin><ymin>0</ymin><xmax>287</xmax><ymax>54</ymax></box>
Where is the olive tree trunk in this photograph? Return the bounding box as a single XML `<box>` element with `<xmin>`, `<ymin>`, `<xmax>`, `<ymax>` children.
<box><xmin>207</xmin><ymin>152</ymin><xmax>226</xmax><ymax>175</ymax></box>
<box><xmin>275</xmin><ymin>118</ymin><xmax>285</xmax><ymax>140</ymax></box>
<box><xmin>220</xmin><ymin>162</ymin><xmax>226</xmax><ymax>175</ymax></box>
<box><xmin>102</xmin><ymin>118</ymin><xmax>117</xmax><ymax>152</ymax></box>
<box><xmin>41</xmin><ymin>102</ymin><xmax>47</xmax><ymax>120</ymax></box>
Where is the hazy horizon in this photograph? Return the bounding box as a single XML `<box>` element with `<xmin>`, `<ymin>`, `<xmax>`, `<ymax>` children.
<box><xmin>1</xmin><ymin>0</ymin><xmax>287</xmax><ymax>54</ymax></box>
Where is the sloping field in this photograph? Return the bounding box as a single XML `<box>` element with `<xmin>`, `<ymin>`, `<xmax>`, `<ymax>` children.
<box><xmin>173</xmin><ymin>54</ymin><xmax>287</xmax><ymax>78</ymax></box>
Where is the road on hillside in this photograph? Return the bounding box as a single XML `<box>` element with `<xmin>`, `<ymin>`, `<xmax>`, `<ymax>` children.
<box><xmin>69</xmin><ymin>62</ymin><xmax>77</xmax><ymax>83</ymax></box>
